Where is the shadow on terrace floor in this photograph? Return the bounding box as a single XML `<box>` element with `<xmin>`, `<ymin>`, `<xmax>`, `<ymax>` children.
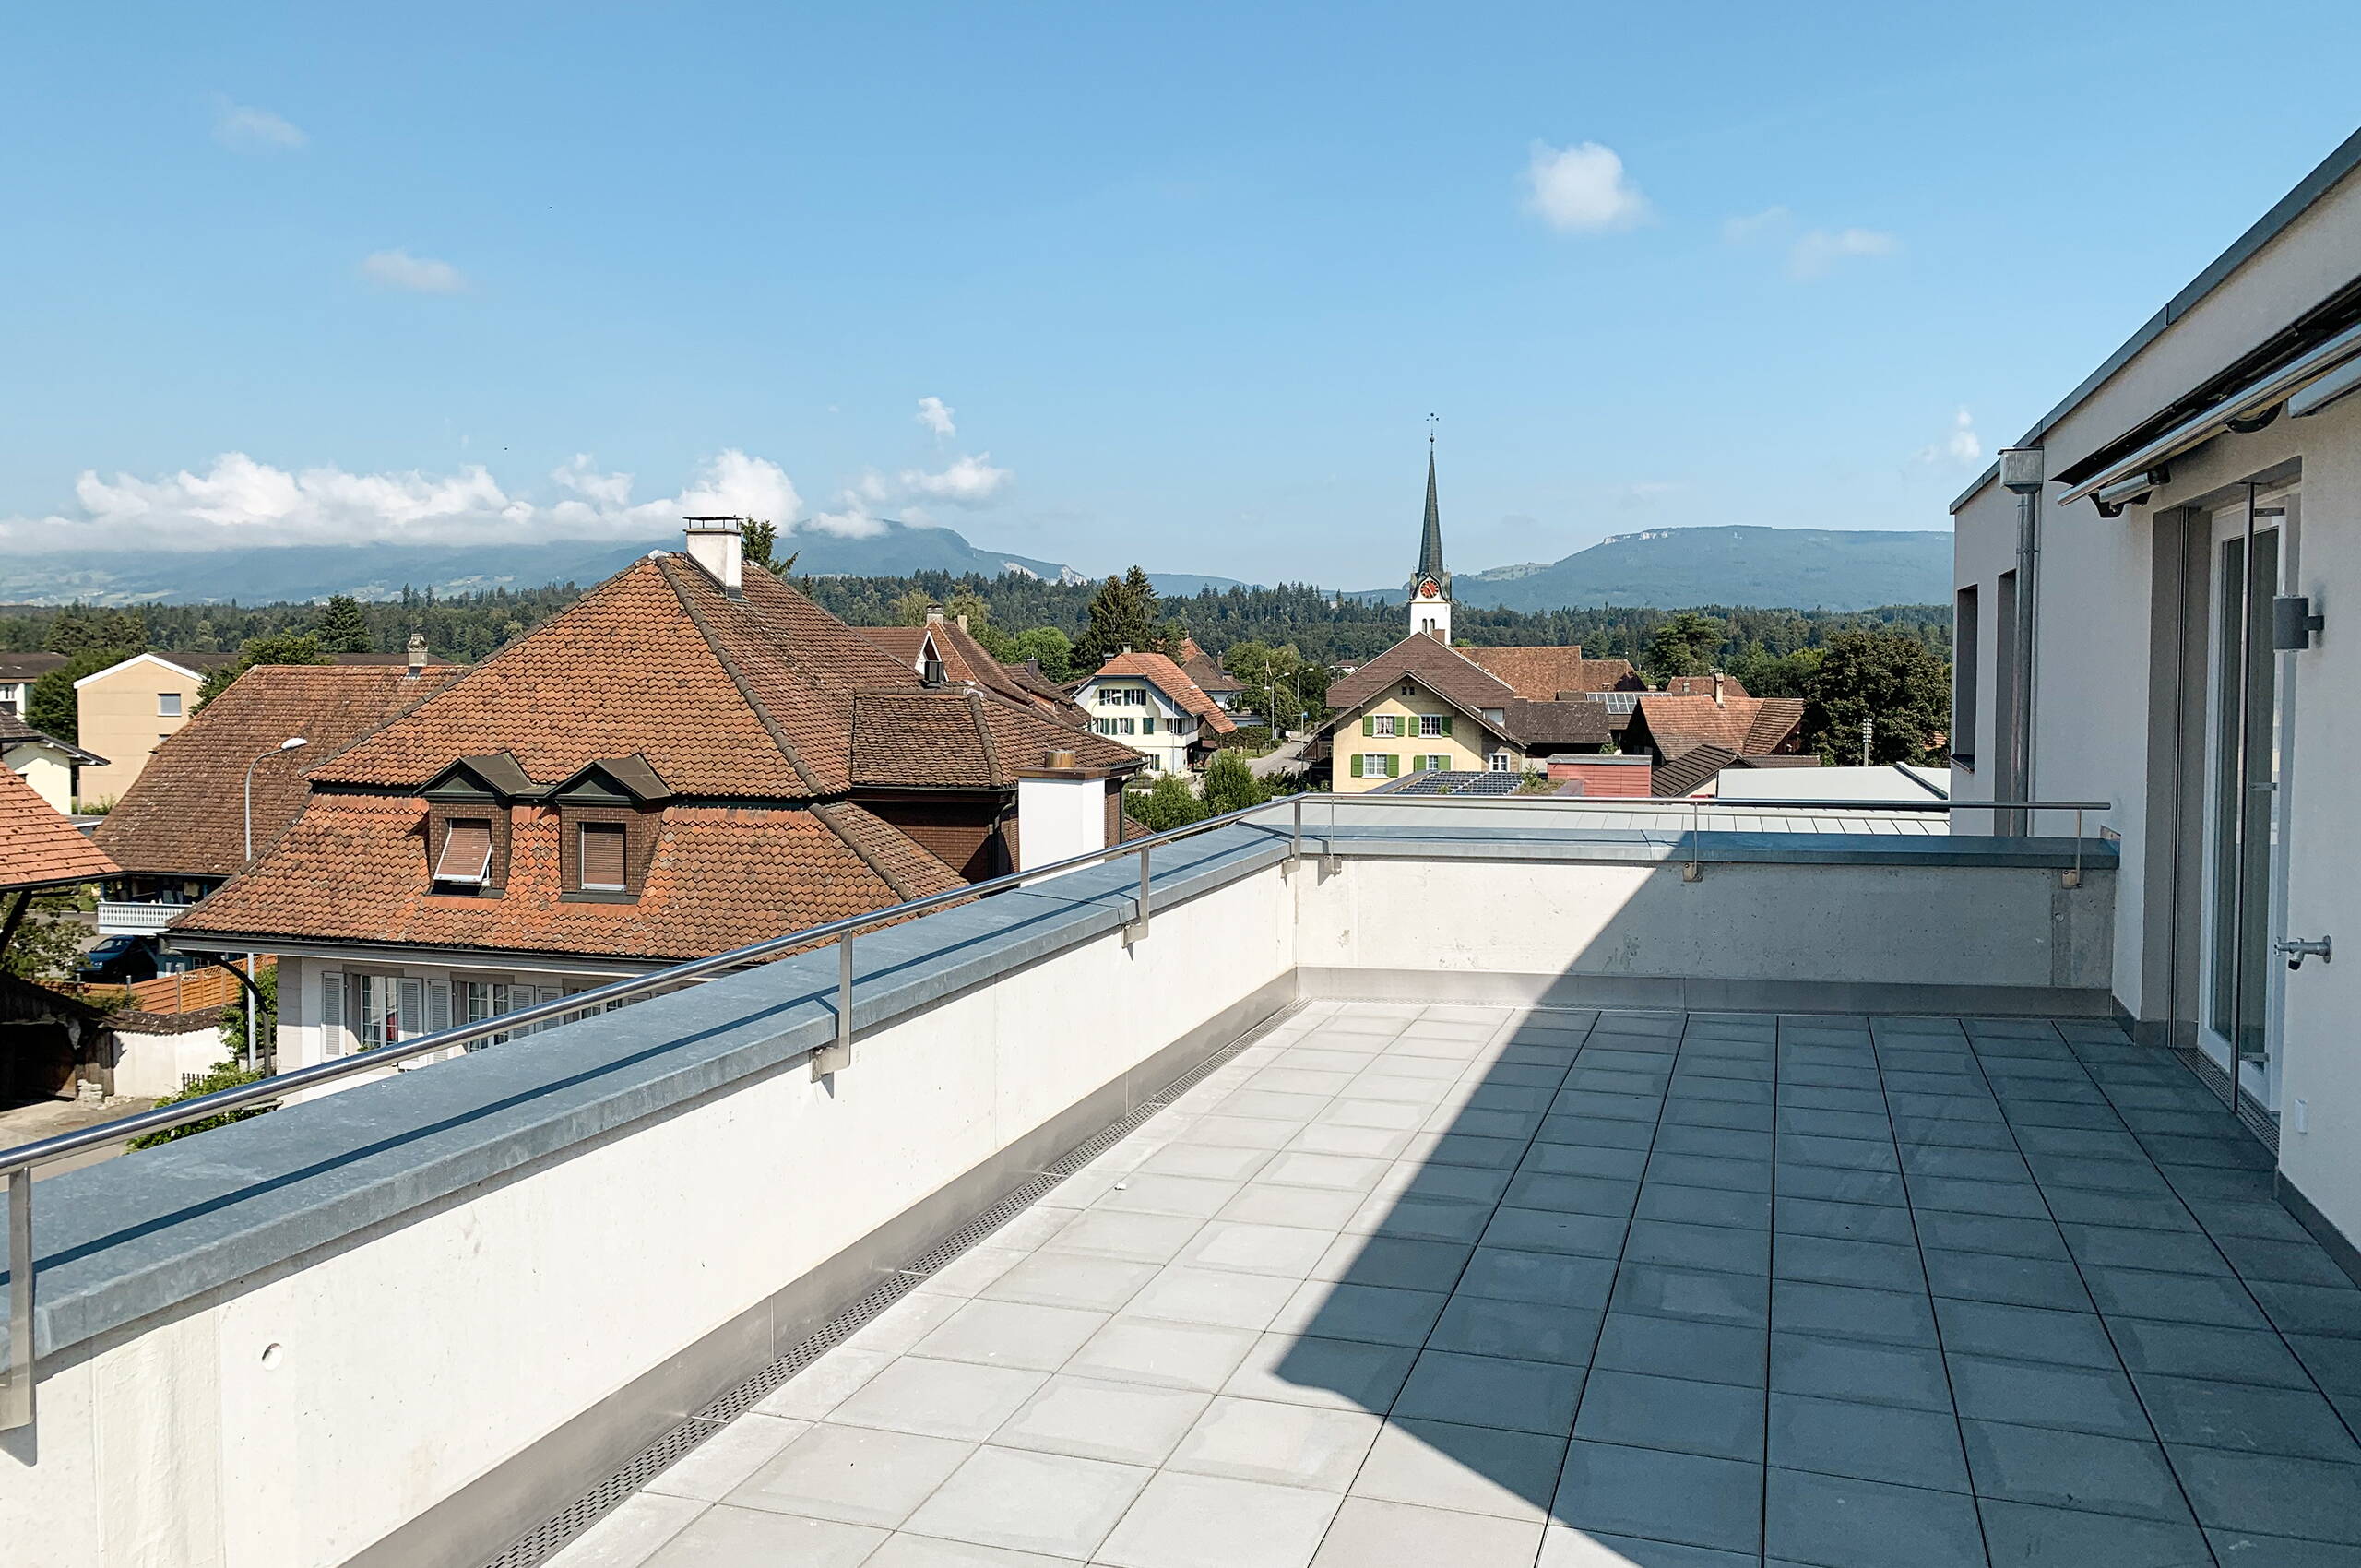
<box><xmin>1272</xmin><ymin>1000</ymin><xmax>2361</xmax><ymax>1567</ymax></box>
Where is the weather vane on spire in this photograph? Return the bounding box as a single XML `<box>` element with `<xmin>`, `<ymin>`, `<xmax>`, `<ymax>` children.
<box><xmin>1427</xmin><ymin>412</ymin><xmax>1437</xmax><ymax>449</ymax></box>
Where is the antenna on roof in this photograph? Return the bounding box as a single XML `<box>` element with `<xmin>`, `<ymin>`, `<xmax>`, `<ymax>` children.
<box><xmin>1427</xmin><ymin>412</ymin><xmax>1436</xmax><ymax>450</ymax></box>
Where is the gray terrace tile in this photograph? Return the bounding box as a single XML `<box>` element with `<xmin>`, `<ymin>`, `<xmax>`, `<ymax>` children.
<box><xmin>574</xmin><ymin>1003</ymin><xmax>2361</xmax><ymax>1568</ymax></box>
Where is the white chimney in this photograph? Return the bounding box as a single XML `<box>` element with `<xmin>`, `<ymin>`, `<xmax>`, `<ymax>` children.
<box><xmin>926</xmin><ymin>604</ymin><xmax>945</xmax><ymax>624</ymax></box>
<box><xmin>682</xmin><ymin>517</ymin><xmax>744</xmax><ymax>597</ymax></box>
<box><xmin>1017</xmin><ymin>749</ymin><xmax>1115</xmax><ymax>875</ymax></box>
<box><xmin>405</xmin><ymin>633</ymin><xmax>428</xmax><ymax>675</ymax></box>
<box><xmin>1713</xmin><ymin>671</ymin><xmax>1725</xmax><ymax>707</ymax></box>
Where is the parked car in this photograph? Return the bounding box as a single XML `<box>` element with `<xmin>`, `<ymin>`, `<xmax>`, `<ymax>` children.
<box><xmin>76</xmin><ymin>935</ymin><xmax>161</xmax><ymax>985</ymax></box>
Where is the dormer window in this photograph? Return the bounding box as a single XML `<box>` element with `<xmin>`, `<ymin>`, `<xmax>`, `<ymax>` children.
<box><xmin>578</xmin><ymin>823</ymin><xmax>627</xmax><ymax>891</ymax></box>
<box><xmin>433</xmin><ymin>818</ymin><xmax>494</xmax><ymax>885</ymax></box>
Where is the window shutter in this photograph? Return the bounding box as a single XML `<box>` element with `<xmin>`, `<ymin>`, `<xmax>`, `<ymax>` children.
<box><xmin>1387</xmin><ymin>754</ymin><xmax>1401</xmax><ymax>778</ymax></box>
<box><xmin>426</xmin><ymin>980</ymin><xmax>452</xmax><ymax>1034</ymax></box>
<box><xmin>1439</xmin><ymin>715</ymin><xmax>1453</xmax><ymax>737</ymax></box>
<box><xmin>579</xmin><ymin>823</ymin><xmax>627</xmax><ymax>890</ymax></box>
<box><xmin>1362</xmin><ymin>715</ymin><xmax>1375</xmax><ymax>737</ymax></box>
<box><xmin>321</xmin><ymin>971</ymin><xmax>345</xmax><ymax>1054</ymax></box>
<box><xmin>434</xmin><ymin>818</ymin><xmax>493</xmax><ymax>883</ymax></box>
<box><xmin>399</xmin><ymin>978</ymin><xmax>424</xmax><ymax>1041</ymax></box>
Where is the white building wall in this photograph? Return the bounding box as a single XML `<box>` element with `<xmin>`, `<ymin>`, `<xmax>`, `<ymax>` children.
<box><xmin>1951</xmin><ymin>163</ymin><xmax>2361</xmax><ymax>1246</ymax></box>
<box><xmin>1075</xmin><ymin>679</ymin><xmax>1195</xmax><ymax>773</ymax></box>
<box><xmin>6</xmin><ymin>745</ymin><xmax>75</xmax><ymax>814</ymax></box>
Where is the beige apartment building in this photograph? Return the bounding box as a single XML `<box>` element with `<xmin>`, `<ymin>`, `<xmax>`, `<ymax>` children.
<box><xmin>70</xmin><ymin>652</ymin><xmax>210</xmax><ymax>806</ymax></box>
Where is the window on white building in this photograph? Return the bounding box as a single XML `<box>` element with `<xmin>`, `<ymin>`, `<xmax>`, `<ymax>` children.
<box><xmin>1351</xmin><ymin>754</ymin><xmax>1401</xmax><ymax>779</ymax></box>
<box><xmin>1418</xmin><ymin>714</ymin><xmax>1444</xmax><ymax>737</ymax></box>
<box><xmin>1370</xmin><ymin>714</ymin><xmax>1399</xmax><ymax>738</ymax></box>
<box><xmin>158</xmin><ymin>692</ymin><xmax>184</xmax><ymax>718</ymax></box>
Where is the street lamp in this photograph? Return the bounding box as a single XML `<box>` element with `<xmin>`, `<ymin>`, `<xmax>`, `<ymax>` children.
<box><xmin>240</xmin><ymin>737</ymin><xmax>308</xmax><ymax>1069</ymax></box>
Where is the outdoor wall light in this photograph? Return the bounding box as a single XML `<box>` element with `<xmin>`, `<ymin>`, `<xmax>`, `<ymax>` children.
<box><xmin>2272</xmin><ymin>595</ymin><xmax>2324</xmax><ymax>650</ymax></box>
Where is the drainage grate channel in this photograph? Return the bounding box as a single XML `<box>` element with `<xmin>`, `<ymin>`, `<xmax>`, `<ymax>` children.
<box><xmin>2173</xmin><ymin>1045</ymin><xmax>2281</xmax><ymax>1157</ymax></box>
<box><xmin>480</xmin><ymin>1001</ymin><xmax>1304</xmax><ymax>1568</ymax></box>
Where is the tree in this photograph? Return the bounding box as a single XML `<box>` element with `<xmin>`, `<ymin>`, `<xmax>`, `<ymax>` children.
<box><xmin>1123</xmin><ymin>774</ymin><xmax>1206</xmax><ymax>833</ymax></box>
<box><xmin>1724</xmin><ymin>645</ymin><xmax>1822</xmax><ymax>699</ymax></box>
<box><xmin>1801</xmin><ymin>629</ymin><xmax>1953</xmax><ymax>765</ymax></box>
<box><xmin>196</xmin><ymin>632</ymin><xmax>331</xmax><ymax>707</ymax></box>
<box><xmin>3</xmin><ymin>893</ymin><xmax>93</xmax><ymax>982</ymax></box>
<box><xmin>888</xmin><ymin>588</ymin><xmax>935</xmax><ymax>627</ymax></box>
<box><xmin>1643</xmin><ymin>612</ymin><xmax>1726</xmax><ymax>685</ymax></box>
<box><xmin>739</xmin><ymin>518</ymin><xmax>780</xmax><ymax>572</ymax></box>
<box><xmin>314</xmin><ymin>594</ymin><xmax>371</xmax><ymax>654</ymax></box>
<box><xmin>1219</xmin><ymin>640</ymin><xmax>1316</xmax><ymax>731</ymax></box>
<box><xmin>29</xmin><ymin>647</ymin><xmax>138</xmax><ymax>743</ymax></box>
<box><xmin>1009</xmin><ymin>626</ymin><xmax>1074</xmax><ymax>681</ymax></box>
<box><xmin>1074</xmin><ymin>568</ymin><xmax>1162</xmax><ymax>671</ymax></box>
<box><xmin>45</xmin><ymin>605</ymin><xmax>146</xmax><ymax>656</ymax></box>
<box><xmin>1201</xmin><ymin>750</ymin><xmax>1267</xmax><ymax>816</ymax></box>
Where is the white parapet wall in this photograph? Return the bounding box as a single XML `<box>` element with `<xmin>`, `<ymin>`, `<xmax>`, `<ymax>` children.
<box><xmin>0</xmin><ymin>811</ymin><xmax>2118</xmax><ymax>1567</ymax></box>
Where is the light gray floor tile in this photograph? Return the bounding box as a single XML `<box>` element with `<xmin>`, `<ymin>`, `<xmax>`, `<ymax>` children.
<box><xmin>1067</xmin><ymin>1316</ymin><xmax>1262</xmax><ymax>1393</ymax></box>
<box><xmin>844</xmin><ymin>1294</ymin><xmax>971</xmax><ymax>1359</ymax></box>
<box><xmin>990</xmin><ymin>1374</ymin><xmax>1210</xmax><ymax>1467</ymax></box>
<box><xmin>1269</xmin><ymin>1278</ymin><xmax>1447</xmax><ymax>1347</ymax></box>
<box><xmin>1575</xmin><ymin>1369</ymin><xmax>1764</xmax><ymax>1462</ymax></box>
<box><xmin>864</xmin><ymin>1533</ymin><xmax>1079</xmax><ymax>1567</ymax></box>
<box><xmin>645</xmin><ymin>1415</ymin><xmax>812</xmax><ymax>1502</ymax></box>
<box><xmin>917</xmin><ymin>1246</ymin><xmax>1031</xmax><ymax>1299</ymax></box>
<box><xmin>1045</xmin><ymin>1210</ymin><xmax>1207</xmax><ymax>1265</ymax></box>
<box><xmin>1223</xmin><ymin>1332</ymin><xmax>1419</xmax><ymax>1412</ymax></box>
<box><xmin>753</xmin><ymin>1346</ymin><xmax>897</xmax><ymax>1420</ymax></box>
<box><xmin>1096</xmin><ymin>1173</ymin><xmax>1250</xmax><ymax>1219</ymax></box>
<box><xmin>1309</xmin><ymin>1233</ymin><xmax>1474</xmax><ymax>1291</ymax></box>
<box><xmin>1350</xmin><ymin>1418</ymin><xmax>1567</xmax><ymax>1521</ymax></box>
<box><xmin>643</xmin><ymin>1504</ymin><xmax>885</xmax><ymax>1567</ymax></box>
<box><xmin>1095</xmin><ymin>1470</ymin><xmax>1344</xmax><ymax>1568</ymax></box>
<box><xmin>1166</xmin><ymin>1396</ymin><xmax>1382</xmax><ymax>1490</ymax></box>
<box><xmin>826</xmin><ymin>1357</ymin><xmax>1048</xmax><ymax>1443</ymax></box>
<box><xmin>1538</xmin><ymin>1525</ymin><xmax>1759</xmax><ymax>1566</ymax></box>
<box><xmin>1555</xmin><ymin>1438</ymin><xmax>1762</xmax><ymax>1555</ymax></box>
<box><xmin>1429</xmin><ymin>1293</ymin><xmax>1600</xmax><ymax>1364</ymax></box>
<box><xmin>1765</xmin><ymin>1467</ymin><xmax>1984</xmax><ymax>1568</ymax></box>
<box><xmin>901</xmin><ymin>1445</ymin><xmax>1151</xmax><ymax>1559</ymax></box>
<box><xmin>727</xmin><ymin>1423</ymin><xmax>974</xmax><ymax>1529</ymax></box>
<box><xmin>1767</xmin><ymin>1391</ymin><xmax>1968</xmax><ymax>1492</ymax></box>
<box><xmin>544</xmin><ymin>1492</ymin><xmax>706</xmax><ymax>1568</ymax></box>
<box><xmin>1312</xmin><ymin>1497</ymin><xmax>1547</xmax><ymax>1567</ymax></box>
<box><xmin>1174</xmin><ymin>1220</ymin><xmax>1335</xmax><ymax>1277</ymax></box>
<box><xmin>1260</xmin><ymin>1151</ymin><xmax>1393</xmax><ymax>1193</ymax></box>
<box><xmin>1392</xmin><ymin>1348</ymin><xmax>1584</xmax><ymax>1435</ymax></box>
<box><xmin>1141</xmin><ymin>1141</ymin><xmax>1280</xmax><ymax>1182</ymax></box>
<box><xmin>1220</xmin><ymin>1182</ymin><xmax>1370</xmax><ymax>1230</ymax></box>
<box><xmin>980</xmin><ymin>1251</ymin><xmax>1159</xmax><ymax>1313</ymax></box>
<box><xmin>913</xmin><ymin>1299</ymin><xmax>1111</xmax><ymax>1372</ymax></box>
<box><xmin>1126</xmin><ymin>1265</ymin><xmax>1304</xmax><ymax>1330</ymax></box>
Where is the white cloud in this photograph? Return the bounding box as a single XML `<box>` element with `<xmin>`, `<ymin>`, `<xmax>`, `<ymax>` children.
<box><xmin>916</xmin><ymin>396</ymin><xmax>955</xmax><ymax>438</ymax></box>
<box><xmin>1522</xmin><ymin>141</ymin><xmax>1649</xmax><ymax>233</ymax></box>
<box><xmin>359</xmin><ymin>249</ymin><xmax>469</xmax><ymax>294</ymax></box>
<box><xmin>214</xmin><ymin>101</ymin><xmax>306</xmax><ymax>151</ymax></box>
<box><xmin>900</xmin><ymin>453</ymin><xmax>1009</xmax><ymax>506</ymax></box>
<box><xmin>1720</xmin><ymin>206</ymin><xmax>1791</xmax><ymax>244</ymax></box>
<box><xmin>1915</xmin><ymin>408</ymin><xmax>1982</xmax><ymax>467</ymax></box>
<box><xmin>0</xmin><ymin>447</ymin><xmax>904</xmax><ymax>553</ymax></box>
<box><xmin>1787</xmin><ymin>226</ymin><xmax>1899</xmax><ymax>280</ymax></box>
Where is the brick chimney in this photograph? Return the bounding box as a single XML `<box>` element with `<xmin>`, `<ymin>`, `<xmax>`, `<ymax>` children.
<box><xmin>405</xmin><ymin>633</ymin><xmax>428</xmax><ymax>675</ymax></box>
<box><xmin>682</xmin><ymin>517</ymin><xmax>744</xmax><ymax>597</ymax></box>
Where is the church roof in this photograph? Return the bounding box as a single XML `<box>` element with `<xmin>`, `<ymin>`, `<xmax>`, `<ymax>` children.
<box><xmin>1412</xmin><ymin>448</ymin><xmax>1448</xmax><ymax>593</ymax></box>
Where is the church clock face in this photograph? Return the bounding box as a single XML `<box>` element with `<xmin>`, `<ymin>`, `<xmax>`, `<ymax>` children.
<box><xmin>1419</xmin><ymin>578</ymin><xmax>1440</xmax><ymax>599</ymax></box>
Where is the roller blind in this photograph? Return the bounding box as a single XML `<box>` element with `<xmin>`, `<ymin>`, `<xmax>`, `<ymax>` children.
<box><xmin>579</xmin><ymin>823</ymin><xmax>627</xmax><ymax>890</ymax></box>
<box><xmin>321</xmin><ymin>971</ymin><xmax>345</xmax><ymax>1054</ymax></box>
<box><xmin>435</xmin><ymin>818</ymin><xmax>493</xmax><ymax>883</ymax></box>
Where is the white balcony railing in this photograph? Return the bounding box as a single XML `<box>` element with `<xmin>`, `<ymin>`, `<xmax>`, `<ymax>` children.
<box><xmin>91</xmin><ymin>900</ymin><xmax>182</xmax><ymax>936</ymax></box>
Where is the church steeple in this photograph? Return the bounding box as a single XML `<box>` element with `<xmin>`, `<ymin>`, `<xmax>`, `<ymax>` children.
<box><xmin>1406</xmin><ymin>438</ymin><xmax>1453</xmax><ymax>642</ymax></box>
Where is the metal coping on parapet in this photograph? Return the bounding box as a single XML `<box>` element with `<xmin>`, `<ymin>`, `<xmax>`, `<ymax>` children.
<box><xmin>476</xmin><ymin>1000</ymin><xmax>1307</xmax><ymax>1568</ymax></box>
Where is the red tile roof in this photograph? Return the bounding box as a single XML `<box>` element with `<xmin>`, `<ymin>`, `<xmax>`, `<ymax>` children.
<box><xmin>98</xmin><ymin>663</ymin><xmax>461</xmax><ymax>877</ymax></box>
<box><xmin>1631</xmin><ymin>695</ymin><xmax>1808</xmax><ymax>758</ymax></box>
<box><xmin>1463</xmin><ymin>646</ymin><xmax>1642</xmax><ymax>700</ymax></box>
<box><xmin>850</xmin><ymin>687</ymin><xmax>1141</xmax><ymax>789</ymax></box>
<box><xmin>1324</xmin><ymin>634</ymin><xmax>1619</xmax><ymax>752</ymax></box>
<box><xmin>1089</xmin><ymin>652</ymin><xmax>1239</xmax><ymax>734</ymax></box>
<box><xmin>172</xmin><ymin>794</ymin><xmax>963</xmax><ymax>963</ymax></box>
<box><xmin>314</xmin><ymin>557</ymin><xmax>915</xmax><ymax>794</ymax></box>
<box><xmin>0</xmin><ymin>766</ymin><xmax>117</xmax><ymax>890</ymax></box>
<box><xmin>1325</xmin><ymin>634</ymin><xmax>1515</xmax><ymax>715</ymax></box>
<box><xmin>1173</xmin><ymin>636</ymin><xmax>1243</xmax><ymax>696</ymax></box>
<box><xmin>857</xmin><ymin>621</ymin><xmax>1093</xmax><ymax>728</ymax></box>
<box><xmin>1662</xmin><ymin>673</ymin><xmax>1750</xmax><ymax>698</ymax></box>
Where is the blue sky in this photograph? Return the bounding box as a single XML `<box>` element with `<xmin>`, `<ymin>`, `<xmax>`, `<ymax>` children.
<box><xmin>7</xmin><ymin>3</ymin><xmax>2360</xmax><ymax>588</ymax></box>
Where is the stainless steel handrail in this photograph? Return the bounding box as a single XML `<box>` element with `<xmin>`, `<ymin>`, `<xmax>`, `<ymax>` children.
<box><xmin>0</xmin><ymin>788</ymin><xmax>2108</xmax><ymax>1429</ymax></box>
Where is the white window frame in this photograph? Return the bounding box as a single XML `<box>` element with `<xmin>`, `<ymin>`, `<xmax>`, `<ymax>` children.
<box><xmin>157</xmin><ymin>692</ymin><xmax>184</xmax><ymax>718</ymax></box>
<box><xmin>1488</xmin><ymin>752</ymin><xmax>1513</xmax><ymax>773</ymax></box>
<box><xmin>1371</xmin><ymin>714</ymin><xmax>1399</xmax><ymax>738</ymax></box>
<box><xmin>1418</xmin><ymin>714</ymin><xmax>1444</xmax><ymax>738</ymax></box>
